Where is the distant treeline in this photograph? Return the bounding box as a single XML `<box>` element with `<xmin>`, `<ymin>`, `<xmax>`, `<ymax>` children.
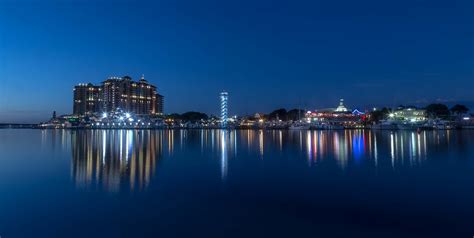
<box><xmin>166</xmin><ymin>104</ymin><xmax>470</xmax><ymax>123</ymax></box>
<box><xmin>166</xmin><ymin>112</ymin><xmax>211</xmax><ymax>122</ymax></box>
<box><xmin>165</xmin><ymin>108</ymin><xmax>306</xmax><ymax>122</ymax></box>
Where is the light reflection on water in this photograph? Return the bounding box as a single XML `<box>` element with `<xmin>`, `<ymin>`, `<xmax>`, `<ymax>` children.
<box><xmin>66</xmin><ymin>129</ymin><xmax>467</xmax><ymax>192</ymax></box>
<box><xmin>2</xmin><ymin>128</ymin><xmax>474</xmax><ymax>237</ymax></box>
<box><xmin>71</xmin><ymin>130</ymin><xmax>163</xmax><ymax>192</ymax></box>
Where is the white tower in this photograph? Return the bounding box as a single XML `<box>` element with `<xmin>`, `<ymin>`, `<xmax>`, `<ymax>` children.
<box><xmin>220</xmin><ymin>91</ymin><xmax>228</xmax><ymax>128</ymax></box>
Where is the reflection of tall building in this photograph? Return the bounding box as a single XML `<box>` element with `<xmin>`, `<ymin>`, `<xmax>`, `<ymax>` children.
<box><xmin>220</xmin><ymin>130</ymin><xmax>228</xmax><ymax>180</ymax></box>
<box><xmin>71</xmin><ymin>130</ymin><xmax>163</xmax><ymax>192</ymax></box>
<box><xmin>73</xmin><ymin>75</ymin><xmax>164</xmax><ymax>116</ymax></box>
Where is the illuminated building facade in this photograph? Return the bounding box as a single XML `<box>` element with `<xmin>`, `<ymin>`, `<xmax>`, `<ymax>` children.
<box><xmin>73</xmin><ymin>83</ymin><xmax>102</xmax><ymax>115</ymax></box>
<box><xmin>73</xmin><ymin>75</ymin><xmax>164</xmax><ymax>116</ymax></box>
<box><xmin>156</xmin><ymin>93</ymin><xmax>164</xmax><ymax>115</ymax></box>
<box><xmin>305</xmin><ymin>99</ymin><xmax>366</xmax><ymax>126</ymax></box>
<box><xmin>392</xmin><ymin>107</ymin><xmax>426</xmax><ymax>122</ymax></box>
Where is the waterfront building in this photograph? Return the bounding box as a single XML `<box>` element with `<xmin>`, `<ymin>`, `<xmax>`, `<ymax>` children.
<box><xmin>73</xmin><ymin>75</ymin><xmax>164</xmax><ymax>116</ymax></box>
<box><xmin>73</xmin><ymin>83</ymin><xmax>102</xmax><ymax>115</ymax></box>
<box><xmin>391</xmin><ymin>107</ymin><xmax>426</xmax><ymax>122</ymax></box>
<box><xmin>305</xmin><ymin>99</ymin><xmax>366</xmax><ymax>127</ymax></box>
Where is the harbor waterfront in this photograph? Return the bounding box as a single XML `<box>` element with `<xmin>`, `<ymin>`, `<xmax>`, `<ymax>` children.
<box><xmin>0</xmin><ymin>128</ymin><xmax>473</xmax><ymax>237</ymax></box>
<box><xmin>2</xmin><ymin>1</ymin><xmax>473</xmax><ymax>237</ymax></box>
<box><xmin>38</xmin><ymin>91</ymin><xmax>474</xmax><ymax>130</ymax></box>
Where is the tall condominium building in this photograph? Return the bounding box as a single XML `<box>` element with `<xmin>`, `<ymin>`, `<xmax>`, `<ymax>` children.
<box><xmin>73</xmin><ymin>83</ymin><xmax>102</xmax><ymax>116</ymax></box>
<box><xmin>156</xmin><ymin>93</ymin><xmax>164</xmax><ymax>115</ymax></box>
<box><xmin>73</xmin><ymin>75</ymin><xmax>164</xmax><ymax>116</ymax></box>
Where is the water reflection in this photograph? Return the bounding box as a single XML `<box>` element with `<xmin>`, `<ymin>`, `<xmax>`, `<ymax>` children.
<box><xmin>68</xmin><ymin>129</ymin><xmax>468</xmax><ymax>191</ymax></box>
<box><xmin>290</xmin><ymin>130</ymin><xmax>455</xmax><ymax>170</ymax></box>
<box><xmin>71</xmin><ymin>130</ymin><xmax>163</xmax><ymax>192</ymax></box>
<box><xmin>220</xmin><ymin>130</ymin><xmax>228</xmax><ymax>180</ymax></box>
<box><xmin>213</xmin><ymin>130</ymin><xmax>455</xmax><ymax>172</ymax></box>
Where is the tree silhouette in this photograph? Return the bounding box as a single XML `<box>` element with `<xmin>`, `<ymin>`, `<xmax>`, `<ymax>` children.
<box><xmin>450</xmin><ymin>104</ymin><xmax>469</xmax><ymax>115</ymax></box>
<box><xmin>425</xmin><ymin>104</ymin><xmax>450</xmax><ymax>119</ymax></box>
<box><xmin>268</xmin><ymin>108</ymin><xmax>287</xmax><ymax>121</ymax></box>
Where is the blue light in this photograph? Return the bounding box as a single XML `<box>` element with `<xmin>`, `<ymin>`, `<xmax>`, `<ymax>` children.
<box><xmin>220</xmin><ymin>91</ymin><xmax>228</xmax><ymax>127</ymax></box>
<box><xmin>352</xmin><ymin>109</ymin><xmax>365</xmax><ymax>116</ymax></box>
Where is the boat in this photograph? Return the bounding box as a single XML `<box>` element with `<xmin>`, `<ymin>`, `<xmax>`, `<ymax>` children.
<box><xmin>423</xmin><ymin>119</ymin><xmax>452</xmax><ymax>130</ymax></box>
<box><xmin>397</xmin><ymin>122</ymin><xmax>423</xmax><ymax>130</ymax></box>
<box><xmin>370</xmin><ymin>120</ymin><xmax>398</xmax><ymax>130</ymax></box>
<box><xmin>325</xmin><ymin>124</ymin><xmax>344</xmax><ymax>130</ymax></box>
<box><xmin>289</xmin><ymin>121</ymin><xmax>310</xmax><ymax>130</ymax></box>
<box><xmin>310</xmin><ymin>123</ymin><xmax>325</xmax><ymax>130</ymax></box>
<box><xmin>462</xmin><ymin>125</ymin><xmax>474</xmax><ymax>129</ymax></box>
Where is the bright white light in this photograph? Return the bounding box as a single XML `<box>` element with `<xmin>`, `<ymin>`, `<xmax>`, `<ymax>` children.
<box><xmin>389</xmin><ymin>113</ymin><xmax>394</xmax><ymax>118</ymax></box>
<box><xmin>102</xmin><ymin>112</ymin><xmax>107</xmax><ymax>118</ymax></box>
<box><xmin>119</xmin><ymin>116</ymin><xmax>124</xmax><ymax>120</ymax></box>
<box><xmin>125</xmin><ymin>113</ymin><xmax>131</xmax><ymax>118</ymax></box>
<box><xmin>128</xmin><ymin>118</ymin><xmax>134</xmax><ymax>122</ymax></box>
<box><xmin>463</xmin><ymin>117</ymin><xmax>470</xmax><ymax>120</ymax></box>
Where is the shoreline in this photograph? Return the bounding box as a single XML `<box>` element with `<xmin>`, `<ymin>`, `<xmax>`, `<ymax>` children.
<box><xmin>1</xmin><ymin>126</ymin><xmax>474</xmax><ymax>131</ymax></box>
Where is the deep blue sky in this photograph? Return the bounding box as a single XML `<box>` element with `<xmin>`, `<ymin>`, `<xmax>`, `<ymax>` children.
<box><xmin>1</xmin><ymin>0</ymin><xmax>473</xmax><ymax>123</ymax></box>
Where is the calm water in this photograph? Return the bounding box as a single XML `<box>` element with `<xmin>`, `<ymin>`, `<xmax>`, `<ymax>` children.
<box><xmin>0</xmin><ymin>129</ymin><xmax>473</xmax><ymax>237</ymax></box>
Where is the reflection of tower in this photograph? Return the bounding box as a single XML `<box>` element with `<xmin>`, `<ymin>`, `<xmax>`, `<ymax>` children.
<box><xmin>220</xmin><ymin>91</ymin><xmax>228</xmax><ymax>128</ymax></box>
<box><xmin>220</xmin><ymin>130</ymin><xmax>228</xmax><ymax>180</ymax></box>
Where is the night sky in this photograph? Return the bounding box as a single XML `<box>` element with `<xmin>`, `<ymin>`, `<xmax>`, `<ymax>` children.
<box><xmin>0</xmin><ymin>0</ymin><xmax>473</xmax><ymax>123</ymax></box>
